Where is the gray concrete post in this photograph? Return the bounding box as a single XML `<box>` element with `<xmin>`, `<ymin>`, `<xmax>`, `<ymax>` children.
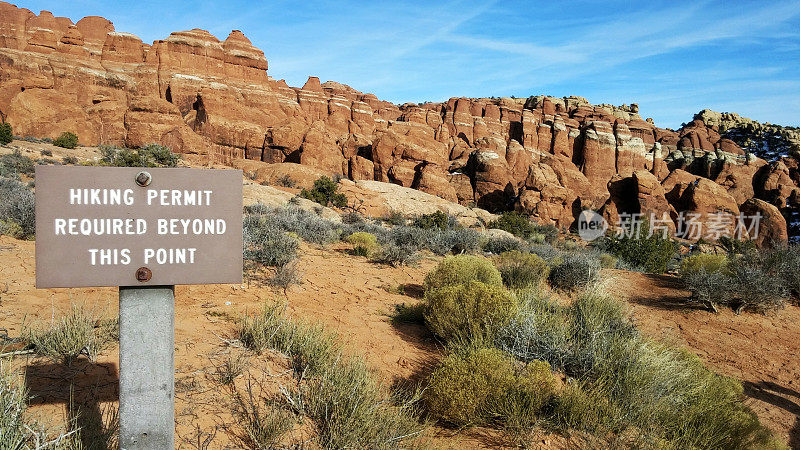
<box><xmin>119</xmin><ymin>286</ymin><xmax>175</xmax><ymax>449</ymax></box>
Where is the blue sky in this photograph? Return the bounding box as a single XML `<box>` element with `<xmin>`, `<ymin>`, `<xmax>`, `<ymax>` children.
<box><xmin>13</xmin><ymin>0</ymin><xmax>800</xmax><ymax>129</ymax></box>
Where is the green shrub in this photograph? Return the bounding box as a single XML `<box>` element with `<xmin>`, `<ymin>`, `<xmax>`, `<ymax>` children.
<box><xmin>488</xmin><ymin>211</ymin><xmax>538</xmax><ymax>239</ymax></box>
<box><xmin>495</xmin><ymin>291</ymin><xmax>775</xmax><ymax>448</ymax></box>
<box><xmin>245</xmin><ymin>204</ymin><xmax>340</xmax><ymax>245</ymax></box>
<box><xmin>413</xmin><ymin>210</ymin><xmax>450</xmax><ymax>229</ymax></box>
<box><xmin>99</xmin><ymin>144</ymin><xmax>179</xmax><ymax>167</ymax></box>
<box><xmin>424</xmin><ymin>280</ymin><xmax>518</xmax><ymax>343</ymax></box>
<box><xmin>346</xmin><ymin>231</ymin><xmax>379</xmax><ymax>257</ymax></box>
<box><xmin>423</xmin><ymin>254</ymin><xmax>502</xmax><ymax>292</ymax></box>
<box><xmin>425</xmin><ymin>347</ymin><xmax>555</xmax><ymax>427</ymax></box>
<box><xmin>0</xmin><ymin>178</ymin><xmax>34</xmax><ymax>239</ymax></box>
<box><xmin>391</xmin><ymin>302</ymin><xmax>426</xmax><ymax>325</ymax></box>
<box><xmin>680</xmin><ymin>253</ymin><xmax>729</xmax><ymax>278</ymax></box>
<box><xmin>604</xmin><ymin>225</ymin><xmax>678</xmax><ymax>273</ymax></box>
<box><xmin>0</xmin><ymin>149</ymin><xmax>35</xmax><ymax>179</ymax></box>
<box><xmin>62</xmin><ymin>155</ymin><xmax>78</xmax><ymax>165</ymax></box>
<box><xmin>599</xmin><ymin>253</ymin><xmax>617</xmax><ymax>269</ymax></box>
<box><xmin>494</xmin><ymin>251</ymin><xmax>550</xmax><ymax>289</ymax></box>
<box><xmin>0</xmin><ymin>123</ymin><xmax>12</xmax><ymax>145</ymax></box>
<box><xmin>299</xmin><ymin>176</ymin><xmax>347</xmax><ymax>207</ymax></box>
<box><xmin>549</xmin><ymin>253</ymin><xmax>601</xmax><ymax>290</ymax></box>
<box><xmin>53</xmin><ymin>131</ymin><xmax>78</xmax><ymax>149</ymax></box>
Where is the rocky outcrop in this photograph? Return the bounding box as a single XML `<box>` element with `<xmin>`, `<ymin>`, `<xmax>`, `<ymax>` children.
<box><xmin>0</xmin><ymin>2</ymin><xmax>797</xmax><ymax>244</ymax></box>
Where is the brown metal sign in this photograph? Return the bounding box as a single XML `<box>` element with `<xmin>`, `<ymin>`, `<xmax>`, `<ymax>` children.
<box><xmin>35</xmin><ymin>166</ymin><xmax>243</xmax><ymax>288</ymax></box>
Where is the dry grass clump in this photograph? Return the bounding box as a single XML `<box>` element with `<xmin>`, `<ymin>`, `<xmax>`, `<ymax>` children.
<box><xmin>25</xmin><ymin>305</ymin><xmax>117</xmax><ymax>365</ymax></box>
<box><xmin>236</xmin><ymin>302</ymin><xmax>425</xmax><ymax>448</ymax></box>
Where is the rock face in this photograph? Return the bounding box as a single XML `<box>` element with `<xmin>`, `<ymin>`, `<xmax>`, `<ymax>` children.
<box><xmin>0</xmin><ymin>2</ymin><xmax>797</xmax><ymax>244</ymax></box>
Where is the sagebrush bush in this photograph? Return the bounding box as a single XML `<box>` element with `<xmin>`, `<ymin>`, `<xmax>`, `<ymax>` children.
<box><xmin>482</xmin><ymin>235</ymin><xmax>525</xmax><ymax>255</ymax></box>
<box><xmin>99</xmin><ymin>143</ymin><xmax>179</xmax><ymax>167</ymax></box>
<box><xmin>0</xmin><ymin>123</ymin><xmax>13</xmax><ymax>145</ymax></box>
<box><xmin>424</xmin><ymin>280</ymin><xmax>518</xmax><ymax>343</ymax></box>
<box><xmin>268</xmin><ymin>260</ymin><xmax>302</xmax><ymax>289</ymax></box>
<box><xmin>763</xmin><ymin>245</ymin><xmax>800</xmax><ymax>301</ymax></box>
<box><xmin>683</xmin><ymin>251</ymin><xmax>789</xmax><ymax>313</ymax></box>
<box><xmin>548</xmin><ymin>253</ymin><xmax>601</xmax><ymax>290</ymax></box>
<box><xmin>245</xmin><ymin>204</ymin><xmax>340</xmax><ymax>245</ymax></box>
<box><xmin>0</xmin><ymin>149</ymin><xmax>35</xmax><ymax>179</ymax></box>
<box><xmin>488</xmin><ymin>211</ymin><xmax>538</xmax><ymax>239</ymax></box>
<box><xmin>423</xmin><ymin>254</ymin><xmax>502</xmax><ymax>292</ymax></box>
<box><xmin>299</xmin><ymin>176</ymin><xmax>347</xmax><ymax>207</ymax></box>
<box><xmin>494</xmin><ymin>251</ymin><xmax>550</xmax><ymax>289</ymax></box>
<box><xmin>0</xmin><ymin>178</ymin><xmax>35</xmax><ymax>239</ymax></box>
<box><xmin>680</xmin><ymin>253</ymin><xmax>729</xmax><ymax>278</ymax></box>
<box><xmin>53</xmin><ymin>131</ymin><xmax>79</xmax><ymax>149</ymax></box>
<box><xmin>346</xmin><ymin>231</ymin><xmax>379</xmax><ymax>257</ymax></box>
<box><xmin>425</xmin><ymin>347</ymin><xmax>555</xmax><ymax>427</ymax></box>
<box><xmin>603</xmin><ymin>226</ymin><xmax>678</xmax><ymax>273</ymax></box>
<box><xmin>372</xmin><ymin>242</ymin><xmax>420</xmax><ymax>266</ymax></box>
<box><xmin>243</xmin><ymin>215</ymin><xmax>299</xmax><ymax>267</ymax></box>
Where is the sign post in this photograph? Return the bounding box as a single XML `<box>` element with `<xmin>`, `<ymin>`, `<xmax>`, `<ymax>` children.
<box><xmin>35</xmin><ymin>166</ymin><xmax>242</xmax><ymax>449</ymax></box>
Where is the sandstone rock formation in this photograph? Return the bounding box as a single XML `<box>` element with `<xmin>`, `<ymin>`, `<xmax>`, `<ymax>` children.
<box><xmin>0</xmin><ymin>2</ymin><xmax>797</xmax><ymax>244</ymax></box>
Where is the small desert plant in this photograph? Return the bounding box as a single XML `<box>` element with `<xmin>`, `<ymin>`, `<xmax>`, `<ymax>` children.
<box><xmin>53</xmin><ymin>131</ymin><xmax>79</xmax><ymax>149</ymax></box>
<box><xmin>243</xmin><ymin>215</ymin><xmax>299</xmax><ymax>267</ymax></box>
<box><xmin>25</xmin><ymin>305</ymin><xmax>117</xmax><ymax>365</ymax></box>
<box><xmin>549</xmin><ymin>253</ymin><xmax>601</xmax><ymax>290</ymax></box>
<box><xmin>488</xmin><ymin>211</ymin><xmax>538</xmax><ymax>239</ymax></box>
<box><xmin>99</xmin><ymin>143</ymin><xmax>179</xmax><ymax>167</ymax></box>
<box><xmin>683</xmin><ymin>251</ymin><xmax>789</xmax><ymax>313</ymax></box>
<box><xmin>423</xmin><ymin>254</ymin><xmax>502</xmax><ymax>293</ymax></box>
<box><xmin>62</xmin><ymin>155</ymin><xmax>79</xmax><ymax>165</ymax></box>
<box><xmin>599</xmin><ymin>253</ymin><xmax>617</xmax><ymax>269</ymax></box>
<box><xmin>0</xmin><ymin>123</ymin><xmax>12</xmax><ymax>145</ymax></box>
<box><xmin>346</xmin><ymin>231</ymin><xmax>379</xmax><ymax>257</ymax></box>
<box><xmin>0</xmin><ymin>178</ymin><xmax>35</xmax><ymax>239</ymax></box>
<box><xmin>391</xmin><ymin>303</ymin><xmax>426</xmax><ymax>325</ymax></box>
<box><xmin>482</xmin><ymin>235</ymin><xmax>525</xmax><ymax>255</ymax></box>
<box><xmin>603</xmin><ymin>225</ymin><xmax>678</xmax><ymax>273</ymax></box>
<box><xmin>268</xmin><ymin>260</ymin><xmax>302</xmax><ymax>289</ymax></box>
<box><xmin>276</xmin><ymin>174</ymin><xmax>296</xmax><ymax>188</ymax></box>
<box><xmin>680</xmin><ymin>253</ymin><xmax>729</xmax><ymax>278</ymax></box>
<box><xmin>40</xmin><ymin>149</ymin><xmax>52</xmax><ymax>157</ymax></box>
<box><xmin>424</xmin><ymin>347</ymin><xmax>555</xmax><ymax>427</ymax></box>
<box><xmin>245</xmin><ymin>204</ymin><xmax>340</xmax><ymax>245</ymax></box>
<box><xmin>382</xmin><ymin>210</ymin><xmax>406</xmax><ymax>226</ymax></box>
<box><xmin>495</xmin><ymin>290</ymin><xmax>775</xmax><ymax>447</ymax></box>
<box><xmin>493</xmin><ymin>251</ymin><xmax>550</xmax><ymax>289</ymax></box>
<box><xmin>0</xmin><ymin>149</ymin><xmax>35</xmax><ymax>179</ymax></box>
<box><xmin>217</xmin><ymin>355</ymin><xmax>246</xmax><ymax>385</ymax></box>
<box><xmin>372</xmin><ymin>242</ymin><xmax>420</xmax><ymax>266</ymax></box>
<box><xmin>413</xmin><ymin>210</ymin><xmax>450</xmax><ymax>230</ymax></box>
<box><xmin>299</xmin><ymin>176</ymin><xmax>347</xmax><ymax>207</ymax></box>
<box><xmin>231</xmin><ymin>386</ymin><xmax>295</xmax><ymax>449</ymax></box>
<box><xmin>236</xmin><ymin>303</ymin><xmax>424</xmax><ymax>448</ymax></box>
<box><xmin>424</xmin><ymin>280</ymin><xmax>518</xmax><ymax>344</ymax></box>
<box><xmin>236</xmin><ymin>302</ymin><xmax>338</xmax><ymax>375</ymax></box>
